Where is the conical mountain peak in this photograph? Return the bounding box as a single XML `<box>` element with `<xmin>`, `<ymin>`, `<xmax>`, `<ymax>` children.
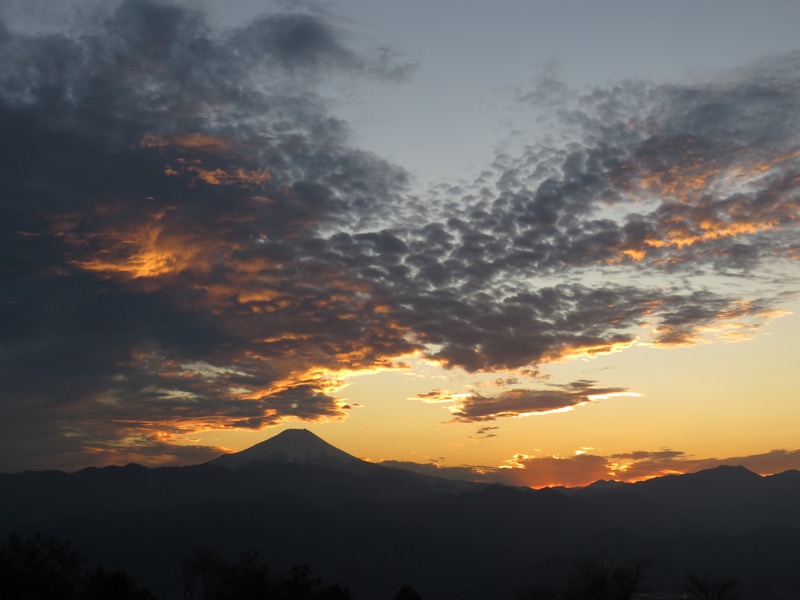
<box><xmin>209</xmin><ymin>428</ymin><xmax>370</xmax><ymax>473</ymax></box>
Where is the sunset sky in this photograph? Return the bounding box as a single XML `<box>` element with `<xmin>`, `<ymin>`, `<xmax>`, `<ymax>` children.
<box><xmin>2</xmin><ymin>0</ymin><xmax>799</xmax><ymax>487</ymax></box>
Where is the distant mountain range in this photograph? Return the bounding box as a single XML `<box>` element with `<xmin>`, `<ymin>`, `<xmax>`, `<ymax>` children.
<box><xmin>2</xmin><ymin>430</ymin><xmax>799</xmax><ymax>600</ymax></box>
<box><xmin>556</xmin><ymin>463</ymin><xmax>800</xmax><ymax>507</ymax></box>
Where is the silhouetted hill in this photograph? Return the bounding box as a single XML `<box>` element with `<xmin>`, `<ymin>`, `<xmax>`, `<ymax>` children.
<box><xmin>558</xmin><ymin>478</ymin><xmax>632</xmax><ymax>496</ymax></box>
<box><xmin>631</xmin><ymin>465</ymin><xmax>765</xmax><ymax>506</ymax></box>
<box><xmin>0</xmin><ymin>462</ymin><xmax>480</xmax><ymax>530</ymax></box>
<box><xmin>763</xmin><ymin>469</ymin><xmax>800</xmax><ymax>502</ymax></box>
<box><xmin>2</xmin><ymin>435</ymin><xmax>800</xmax><ymax>599</ymax></box>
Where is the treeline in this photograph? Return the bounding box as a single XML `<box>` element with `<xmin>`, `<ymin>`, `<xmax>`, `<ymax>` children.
<box><xmin>0</xmin><ymin>533</ymin><xmax>154</xmax><ymax>599</ymax></box>
<box><xmin>516</xmin><ymin>557</ymin><xmax>742</xmax><ymax>600</ymax></box>
<box><xmin>181</xmin><ymin>550</ymin><xmax>352</xmax><ymax>599</ymax></box>
<box><xmin>0</xmin><ymin>533</ymin><xmax>418</xmax><ymax>600</ymax></box>
<box><xmin>0</xmin><ymin>534</ymin><xmax>742</xmax><ymax>600</ymax></box>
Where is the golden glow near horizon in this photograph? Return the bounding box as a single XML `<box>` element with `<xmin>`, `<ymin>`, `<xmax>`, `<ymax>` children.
<box><xmin>179</xmin><ymin>299</ymin><xmax>800</xmax><ymax>487</ymax></box>
<box><xmin>61</xmin><ymin>148</ymin><xmax>800</xmax><ymax>485</ymax></box>
<box><xmin>4</xmin><ymin>2</ymin><xmax>800</xmax><ymax>484</ymax></box>
<box><xmin>61</xmin><ymin>123</ymin><xmax>800</xmax><ymax>481</ymax></box>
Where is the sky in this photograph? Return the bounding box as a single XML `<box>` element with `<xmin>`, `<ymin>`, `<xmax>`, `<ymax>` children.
<box><xmin>1</xmin><ymin>0</ymin><xmax>799</xmax><ymax>487</ymax></box>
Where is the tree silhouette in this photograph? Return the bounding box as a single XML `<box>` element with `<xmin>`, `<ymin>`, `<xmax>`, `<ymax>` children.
<box><xmin>516</xmin><ymin>582</ymin><xmax>562</xmax><ymax>599</ymax></box>
<box><xmin>271</xmin><ymin>562</ymin><xmax>351</xmax><ymax>599</ymax></box>
<box><xmin>0</xmin><ymin>533</ymin><xmax>84</xmax><ymax>599</ymax></box>
<box><xmin>216</xmin><ymin>550</ymin><xmax>274</xmax><ymax>600</ymax></box>
<box><xmin>182</xmin><ymin>551</ymin><xmax>351</xmax><ymax>600</ymax></box>
<box><xmin>0</xmin><ymin>533</ymin><xmax>154</xmax><ymax>600</ymax></box>
<box><xmin>84</xmin><ymin>566</ymin><xmax>157</xmax><ymax>600</ymax></box>
<box><xmin>394</xmin><ymin>583</ymin><xmax>422</xmax><ymax>600</ymax></box>
<box><xmin>183</xmin><ymin>549</ymin><xmax>229</xmax><ymax>600</ymax></box>
<box><xmin>284</xmin><ymin>564</ymin><xmax>319</xmax><ymax>599</ymax></box>
<box><xmin>569</xmin><ymin>557</ymin><xmax>650</xmax><ymax>600</ymax></box>
<box><xmin>685</xmin><ymin>572</ymin><xmax>741</xmax><ymax>600</ymax></box>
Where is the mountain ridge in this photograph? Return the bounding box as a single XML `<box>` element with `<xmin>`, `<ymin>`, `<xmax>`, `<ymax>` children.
<box><xmin>208</xmin><ymin>428</ymin><xmax>372</xmax><ymax>473</ymax></box>
<box><xmin>2</xmin><ymin>434</ymin><xmax>800</xmax><ymax>599</ymax></box>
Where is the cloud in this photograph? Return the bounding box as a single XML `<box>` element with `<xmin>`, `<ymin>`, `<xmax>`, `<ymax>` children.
<box><xmin>609</xmin><ymin>448</ymin><xmax>800</xmax><ymax>481</ymax></box>
<box><xmin>499</xmin><ymin>453</ymin><xmax>612</xmax><ymax>488</ymax></box>
<box><xmin>0</xmin><ymin>0</ymin><xmax>414</xmax><ymax>469</ymax></box>
<box><xmin>388</xmin><ymin>448</ymin><xmax>800</xmax><ymax>489</ymax></box>
<box><xmin>378</xmin><ymin>453</ymin><xmax>612</xmax><ymax>488</ymax></box>
<box><xmin>408</xmin><ymin>389</ymin><xmax>459</xmax><ymax>404</ymax></box>
<box><xmin>507</xmin><ymin>56</ymin><xmax>800</xmax><ymax>273</ymax></box>
<box><xmin>469</xmin><ymin>425</ymin><xmax>499</xmax><ymax>441</ymax></box>
<box><xmin>475</xmin><ymin>426</ymin><xmax>499</xmax><ymax>436</ymax></box>
<box><xmin>450</xmin><ymin>380</ymin><xmax>636</xmax><ymax>422</ymax></box>
<box><xmin>377</xmin><ymin>460</ymin><xmax>496</xmax><ymax>483</ymax></box>
<box><xmin>1</xmin><ymin>1</ymin><xmax>799</xmax><ymax>470</ymax></box>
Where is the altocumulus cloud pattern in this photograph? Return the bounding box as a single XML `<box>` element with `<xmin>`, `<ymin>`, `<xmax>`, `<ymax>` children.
<box><xmin>1</xmin><ymin>0</ymin><xmax>799</xmax><ymax>470</ymax></box>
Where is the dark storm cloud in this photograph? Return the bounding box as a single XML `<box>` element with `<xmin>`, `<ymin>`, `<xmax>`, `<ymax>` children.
<box><xmin>1</xmin><ymin>0</ymin><xmax>799</xmax><ymax>470</ymax></box>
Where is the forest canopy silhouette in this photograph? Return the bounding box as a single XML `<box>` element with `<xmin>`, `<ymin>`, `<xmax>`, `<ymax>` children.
<box><xmin>0</xmin><ymin>533</ymin><xmax>750</xmax><ymax>600</ymax></box>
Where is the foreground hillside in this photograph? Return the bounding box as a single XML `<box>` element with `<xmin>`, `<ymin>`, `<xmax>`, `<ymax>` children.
<box><xmin>2</xmin><ymin>433</ymin><xmax>799</xmax><ymax>599</ymax></box>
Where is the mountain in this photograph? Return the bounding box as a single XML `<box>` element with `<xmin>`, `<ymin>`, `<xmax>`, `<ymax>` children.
<box><xmin>2</xmin><ymin>436</ymin><xmax>800</xmax><ymax>600</ymax></box>
<box><xmin>0</xmin><ymin>430</ymin><xmax>482</xmax><ymax>529</ymax></box>
<box><xmin>207</xmin><ymin>428</ymin><xmax>483</xmax><ymax>497</ymax></box>
<box><xmin>553</xmin><ymin>479</ymin><xmax>633</xmax><ymax>496</ymax></box>
<box><xmin>208</xmin><ymin>428</ymin><xmax>371</xmax><ymax>473</ymax></box>
<box><xmin>630</xmin><ymin>464</ymin><xmax>766</xmax><ymax>506</ymax></box>
<box><xmin>764</xmin><ymin>468</ymin><xmax>800</xmax><ymax>500</ymax></box>
<box><xmin>552</xmin><ymin>465</ymin><xmax>781</xmax><ymax>507</ymax></box>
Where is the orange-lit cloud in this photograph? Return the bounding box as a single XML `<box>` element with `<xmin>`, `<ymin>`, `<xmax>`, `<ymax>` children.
<box><xmin>388</xmin><ymin>448</ymin><xmax>800</xmax><ymax>489</ymax></box>
<box><xmin>498</xmin><ymin>453</ymin><xmax>611</xmax><ymax>488</ymax></box>
<box><xmin>408</xmin><ymin>389</ymin><xmax>464</xmax><ymax>403</ymax></box>
<box><xmin>449</xmin><ymin>381</ymin><xmax>638</xmax><ymax>422</ymax></box>
<box><xmin>1</xmin><ymin>0</ymin><xmax>800</xmax><ymax>472</ymax></box>
<box><xmin>644</xmin><ymin>298</ymin><xmax>789</xmax><ymax>347</ymax></box>
<box><xmin>165</xmin><ymin>159</ymin><xmax>272</xmax><ymax>188</ymax></box>
<box><xmin>140</xmin><ymin>132</ymin><xmax>234</xmax><ymax>152</ymax></box>
<box><xmin>71</xmin><ymin>219</ymin><xmax>210</xmax><ymax>279</ymax></box>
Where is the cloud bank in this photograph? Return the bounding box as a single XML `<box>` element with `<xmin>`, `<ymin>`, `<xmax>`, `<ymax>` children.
<box><xmin>384</xmin><ymin>448</ymin><xmax>800</xmax><ymax>488</ymax></box>
<box><xmin>1</xmin><ymin>1</ymin><xmax>798</xmax><ymax>470</ymax></box>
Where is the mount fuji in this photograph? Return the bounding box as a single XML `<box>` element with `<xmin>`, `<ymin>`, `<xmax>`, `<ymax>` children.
<box><xmin>208</xmin><ymin>428</ymin><xmax>371</xmax><ymax>473</ymax></box>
